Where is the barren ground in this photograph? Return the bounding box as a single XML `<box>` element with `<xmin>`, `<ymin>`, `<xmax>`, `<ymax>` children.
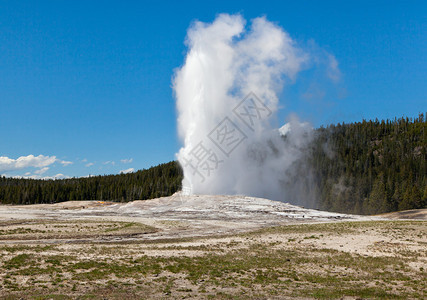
<box><xmin>0</xmin><ymin>194</ymin><xmax>425</xmax><ymax>299</ymax></box>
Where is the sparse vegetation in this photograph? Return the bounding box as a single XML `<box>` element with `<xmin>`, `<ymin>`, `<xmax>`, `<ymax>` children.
<box><xmin>0</xmin><ymin>220</ymin><xmax>425</xmax><ymax>299</ymax></box>
<box><xmin>0</xmin><ymin>220</ymin><xmax>157</xmax><ymax>241</ymax></box>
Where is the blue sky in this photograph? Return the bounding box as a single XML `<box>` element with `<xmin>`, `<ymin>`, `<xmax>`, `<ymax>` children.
<box><xmin>0</xmin><ymin>0</ymin><xmax>425</xmax><ymax>178</ymax></box>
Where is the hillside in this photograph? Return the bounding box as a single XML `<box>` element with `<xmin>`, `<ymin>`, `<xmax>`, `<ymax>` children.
<box><xmin>307</xmin><ymin>114</ymin><xmax>426</xmax><ymax>214</ymax></box>
<box><xmin>0</xmin><ymin>115</ymin><xmax>426</xmax><ymax>215</ymax></box>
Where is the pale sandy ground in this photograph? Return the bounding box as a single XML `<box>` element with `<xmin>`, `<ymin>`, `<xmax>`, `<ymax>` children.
<box><xmin>0</xmin><ymin>194</ymin><xmax>425</xmax><ymax>299</ymax></box>
<box><xmin>0</xmin><ymin>193</ymin><xmax>386</xmax><ymax>243</ymax></box>
<box><xmin>0</xmin><ymin>194</ymin><xmax>424</xmax><ymax>258</ymax></box>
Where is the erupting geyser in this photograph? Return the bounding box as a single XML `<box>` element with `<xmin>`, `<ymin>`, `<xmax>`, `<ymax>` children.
<box><xmin>173</xmin><ymin>14</ymin><xmax>322</xmax><ymax>203</ymax></box>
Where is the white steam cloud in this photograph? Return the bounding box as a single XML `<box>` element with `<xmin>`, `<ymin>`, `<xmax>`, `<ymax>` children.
<box><xmin>174</xmin><ymin>14</ymin><xmax>331</xmax><ymax>203</ymax></box>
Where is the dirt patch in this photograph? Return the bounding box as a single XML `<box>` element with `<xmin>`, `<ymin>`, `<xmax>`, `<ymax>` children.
<box><xmin>379</xmin><ymin>209</ymin><xmax>427</xmax><ymax>220</ymax></box>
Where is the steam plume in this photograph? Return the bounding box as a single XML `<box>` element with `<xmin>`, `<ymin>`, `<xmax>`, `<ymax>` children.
<box><xmin>173</xmin><ymin>14</ymin><xmax>316</xmax><ymax>202</ymax></box>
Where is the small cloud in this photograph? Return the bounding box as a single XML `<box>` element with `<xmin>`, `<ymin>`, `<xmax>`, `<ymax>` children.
<box><xmin>82</xmin><ymin>158</ymin><xmax>88</xmax><ymax>162</ymax></box>
<box><xmin>103</xmin><ymin>161</ymin><xmax>116</xmax><ymax>166</ymax></box>
<box><xmin>24</xmin><ymin>172</ymin><xmax>31</xmax><ymax>176</ymax></box>
<box><xmin>305</xmin><ymin>40</ymin><xmax>342</xmax><ymax>83</ymax></box>
<box><xmin>60</xmin><ymin>160</ymin><xmax>73</xmax><ymax>166</ymax></box>
<box><xmin>326</xmin><ymin>54</ymin><xmax>341</xmax><ymax>83</ymax></box>
<box><xmin>34</xmin><ymin>167</ymin><xmax>49</xmax><ymax>175</ymax></box>
<box><xmin>50</xmin><ymin>173</ymin><xmax>69</xmax><ymax>179</ymax></box>
<box><xmin>120</xmin><ymin>158</ymin><xmax>133</xmax><ymax>164</ymax></box>
<box><xmin>119</xmin><ymin>168</ymin><xmax>134</xmax><ymax>174</ymax></box>
<box><xmin>9</xmin><ymin>173</ymin><xmax>70</xmax><ymax>180</ymax></box>
<box><xmin>85</xmin><ymin>162</ymin><xmax>94</xmax><ymax>167</ymax></box>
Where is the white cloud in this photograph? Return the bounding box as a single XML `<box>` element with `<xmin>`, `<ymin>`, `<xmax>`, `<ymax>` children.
<box><xmin>0</xmin><ymin>155</ymin><xmax>57</xmax><ymax>173</ymax></box>
<box><xmin>305</xmin><ymin>39</ymin><xmax>342</xmax><ymax>83</ymax></box>
<box><xmin>103</xmin><ymin>161</ymin><xmax>116</xmax><ymax>166</ymax></box>
<box><xmin>82</xmin><ymin>158</ymin><xmax>88</xmax><ymax>162</ymax></box>
<box><xmin>60</xmin><ymin>160</ymin><xmax>73</xmax><ymax>166</ymax></box>
<box><xmin>11</xmin><ymin>173</ymin><xmax>70</xmax><ymax>180</ymax></box>
<box><xmin>50</xmin><ymin>173</ymin><xmax>69</xmax><ymax>179</ymax></box>
<box><xmin>34</xmin><ymin>167</ymin><xmax>49</xmax><ymax>175</ymax></box>
<box><xmin>120</xmin><ymin>158</ymin><xmax>133</xmax><ymax>164</ymax></box>
<box><xmin>326</xmin><ymin>53</ymin><xmax>341</xmax><ymax>82</ymax></box>
<box><xmin>119</xmin><ymin>168</ymin><xmax>134</xmax><ymax>174</ymax></box>
<box><xmin>85</xmin><ymin>162</ymin><xmax>94</xmax><ymax>167</ymax></box>
<box><xmin>81</xmin><ymin>174</ymin><xmax>98</xmax><ymax>178</ymax></box>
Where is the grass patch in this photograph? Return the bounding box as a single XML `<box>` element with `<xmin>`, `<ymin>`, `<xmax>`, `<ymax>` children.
<box><xmin>0</xmin><ymin>220</ymin><xmax>424</xmax><ymax>299</ymax></box>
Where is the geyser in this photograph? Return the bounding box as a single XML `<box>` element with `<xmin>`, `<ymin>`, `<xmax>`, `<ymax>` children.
<box><xmin>173</xmin><ymin>14</ymin><xmax>319</xmax><ymax>203</ymax></box>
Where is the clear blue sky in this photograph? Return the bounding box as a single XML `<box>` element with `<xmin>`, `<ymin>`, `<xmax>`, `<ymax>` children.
<box><xmin>0</xmin><ymin>0</ymin><xmax>425</xmax><ymax>178</ymax></box>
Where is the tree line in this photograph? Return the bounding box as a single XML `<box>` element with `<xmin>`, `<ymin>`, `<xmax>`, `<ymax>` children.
<box><xmin>0</xmin><ymin>115</ymin><xmax>426</xmax><ymax>215</ymax></box>
<box><xmin>0</xmin><ymin>161</ymin><xmax>182</xmax><ymax>204</ymax></box>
